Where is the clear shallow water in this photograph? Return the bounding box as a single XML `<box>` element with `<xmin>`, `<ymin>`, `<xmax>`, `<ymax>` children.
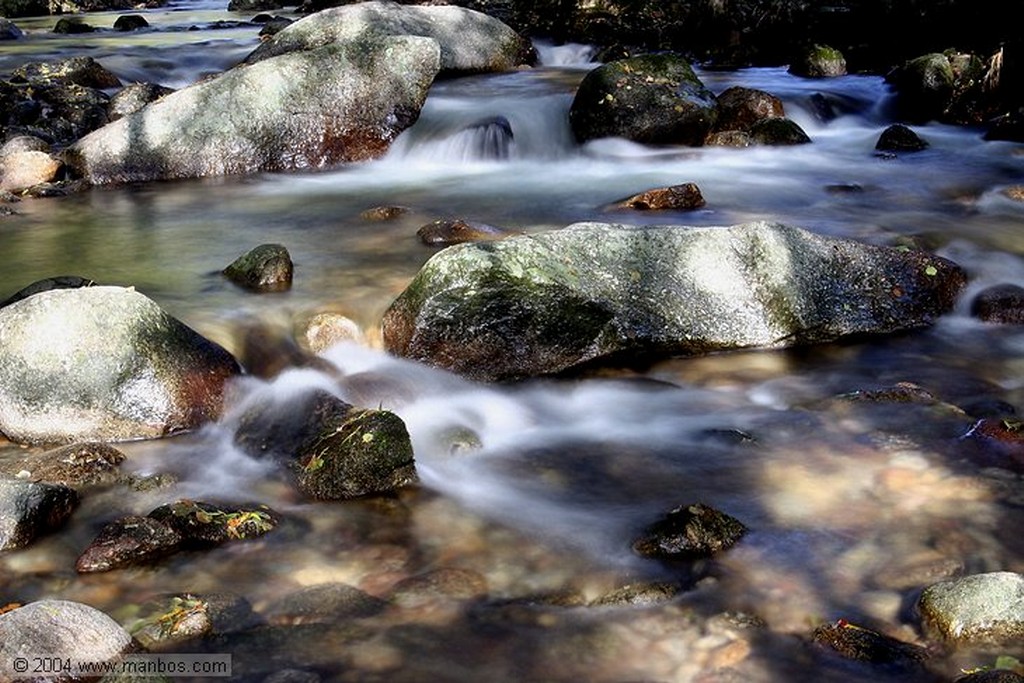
<box><xmin>2</xmin><ymin>9</ymin><xmax>1024</xmax><ymax>682</ymax></box>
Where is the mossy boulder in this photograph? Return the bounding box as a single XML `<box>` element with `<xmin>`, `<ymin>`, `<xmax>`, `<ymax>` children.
<box><xmin>223</xmin><ymin>243</ymin><xmax>293</xmax><ymax>292</ymax></box>
<box><xmin>382</xmin><ymin>221</ymin><xmax>966</xmax><ymax>382</ymax></box>
<box><xmin>788</xmin><ymin>44</ymin><xmax>847</xmax><ymax>78</ymax></box>
<box><xmin>569</xmin><ymin>53</ymin><xmax>718</xmax><ymax>146</ymax></box>
<box><xmin>889</xmin><ymin>53</ymin><xmax>955</xmax><ymax>123</ymax></box>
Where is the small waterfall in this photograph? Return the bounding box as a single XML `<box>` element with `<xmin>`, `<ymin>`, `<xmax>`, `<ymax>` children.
<box><xmin>533</xmin><ymin>40</ymin><xmax>599</xmax><ymax>68</ymax></box>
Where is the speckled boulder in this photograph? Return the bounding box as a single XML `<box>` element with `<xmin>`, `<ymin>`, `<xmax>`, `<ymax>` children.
<box><xmin>918</xmin><ymin>572</ymin><xmax>1024</xmax><ymax>644</ymax></box>
<box><xmin>0</xmin><ymin>285</ymin><xmax>241</xmax><ymax>443</ymax></box>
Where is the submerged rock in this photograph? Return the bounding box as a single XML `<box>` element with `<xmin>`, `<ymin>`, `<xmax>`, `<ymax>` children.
<box><xmin>0</xmin><ymin>478</ymin><xmax>79</xmax><ymax>550</ymax></box>
<box><xmin>918</xmin><ymin>571</ymin><xmax>1024</xmax><ymax>645</ymax></box>
<box><xmin>65</xmin><ymin>36</ymin><xmax>440</xmax><ymax>184</ymax></box>
<box><xmin>569</xmin><ymin>53</ymin><xmax>717</xmax><ymax>146</ymax></box>
<box><xmin>382</xmin><ymin>221</ymin><xmax>966</xmax><ymax>381</ymax></box>
<box><xmin>632</xmin><ymin>503</ymin><xmax>747</xmax><ymax>560</ymax></box>
<box><xmin>235</xmin><ymin>389</ymin><xmax>417</xmax><ymax>500</ymax></box>
<box><xmin>0</xmin><ymin>285</ymin><xmax>241</xmax><ymax>443</ymax></box>
<box><xmin>812</xmin><ymin>619</ymin><xmax>927</xmax><ymax>672</ymax></box>
<box><xmin>244</xmin><ymin>1</ymin><xmax>533</xmax><ymax>75</ymax></box>
<box><xmin>0</xmin><ymin>442</ymin><xmax>126</xmax><ymax>488</ymax></box>
<box><xmin>148</xmin><ymin>500</ymin><xmax>280</xmax><ymax>546</ymax></box>
<box><xmin>223</xmin><ymin>243</ymin><xmax>294</xmax><ymax>292</ymax></box>
<box><xmin>128</xmin><ymin>593</ymin><xmax>259</xmax><ymax>649</ymax></box>
<box><xmin>0</xmin><ymin>600</ymin><xmax>134</xmax><ymax>677</ymax></box>
<box><xmin>266</xmin><ymin>583</ymin><xmax>387</xmax><ymax>624</ymax></box>
<box><xmin>611</xmin><ymin>182</ymin><xmax>705</xmax><ymax>211</ymax></box>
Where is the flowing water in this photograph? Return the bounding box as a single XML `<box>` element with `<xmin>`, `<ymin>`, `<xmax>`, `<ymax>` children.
<box><xmin>2</xmin><ymin>4</ymin><xmax>1024</xmax><ymax>682</ymax></box>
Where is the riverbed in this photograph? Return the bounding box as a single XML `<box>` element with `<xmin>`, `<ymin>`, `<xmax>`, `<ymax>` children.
<box><xmin>1</xmin><ymin>3</ymin><xmax>1023</xmax><ymax>681</ymax></box>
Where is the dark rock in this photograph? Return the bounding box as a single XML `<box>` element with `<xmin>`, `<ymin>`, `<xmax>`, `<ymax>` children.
<box><xmin>75</xmin><ymin>515</ymin><xmax>182</xmax><ymax>572</ymax></box>
<box><xmin>713</xmin><ymin>86</ymin><xmax>785</xmax><ymax>133</ymax></box>
<box><xmin>957</xmin><ymin>671</ymin><xmax>1024</xmax><ymax>683</ymax></box>
<box><xmin>611</xmin><ymin>182</ymin><xmax>705</xmax><ymax>211</ymax></box>
<box><xmin>417</xmin><ymin>219</ymin><xmax>516</xmax><ymax>246</ymax></box>
<box><xmin>918</xmin><ymin>572</ymin><xmax>1024</xmax><ymax>645</ymax></box>
<box><xmin>0</xmin><ymin>276</ymin><xmax>93</xmax><ymax>309</ymax></box>
<box><xmin>0</xmin><ymin>600</ymin><xmax>134</xmax><ymax>673</ymax></box>
<box><xmin>113</xmin><ymin>13</ymin><xmax>149</xmax><ymax>30</ymax></box>
<box><xmin>0</xmin><ymin>442</ymin><xmax>125</xmax><ymax>487</ymax></box>
<box><xmin>53</xmin><ymin>17</ymin><xmax>95</xmax><ymax>33</ymax></box>
<box><xmin>0</xmin><ymin>18</ymin><xmax>23</xmax><ymax>39</ymax></box>
<box><xmin>382</xmin><ymin>221</ymin><xmax>966</xmax><ymax>381</ymax></box>
<box><xmin>0</xmin><ymin>478</ymin><xmax>79</xmax><ymax>550</ymax></box>
<box><xmin>234</xmin><ymin>390</ymin><xmax>417</xmax><ymax>500</ymax></box>
<box><xmin>66</xmin><ymin>37</ymin><xmax>439</xmax><ymax>185</ymax></box>
<box><xmin>0</xmin><ymin>285</ymin><xmax>241</xmax><ymax>444</ymax></box>
<box><xmin>962</xmin><ymin>417</ymin><xmax>1024</xmax><ymax>471</ymax></box>
<box><xmin>258</xmin><ymin>16</ymin><xmax>292</xmax><ymax>38</ymax></box>
<box><xmin>890</xmin><ymin>53</ymin><xmax>955</xmax><ymax>123</ymax></box>
<box><xmin>569</xmin><ymin>53</ymin><xmax>717</xmax><ymax>146</ymax></box>
<box><xmin>705</xmin><ymin>130</ymin><xmax>753</xmax><ymax>147</ymax></box>
<box><xmin>788</xmin><ymin>44</ymin><xmax>846</xmax><ymax>78</ymax></box>
<box><xmin>590</xmin><ymin>581</ymin><xmax>686</xmax><ymax>607</ymax></box>
<box><xmin>11</xmin><ymin>56</ymin><xmax>122</xmax><ymax>89</ymax></box>
<box><xmin>971</xmin><ymin>283</ymin><xmax>1024</xmax><ymax>323</ymax></box>
<box><xmin>227</xmin><ymin>0</ymin><xmax>281</xmax><ymax>11</ymax></box>
<box><xmin>223</xmin><ymin>243</ymin><xmax>294</xmax><ymax>292</ymax></box>
<box><xmin>265</xmin><ymin>583</ymin><xmax>387</xmax><ymax>624</ymax></box>
<box><xmin>147</xmin><ymin>500</ymin><xmax>279</xmax><ymax>547</ymax></box>
<box><xmin>748</xmin><ymin>117</ymin><xmax>811</xmax><ymax>145</ymax></box>
<box><xmin>244</xmin><ymin>1</ymin><xmax>534</xmax><ymax>75</ymax></box>
<box><xmin>875</xmin><ymin>123</ymin><xmax>929</xmax><ymax>152</ymax></box>
<box><xmin>108</xmin><ymin>82</ymin><xmax>175</xmax><ymax>120</ymax></box>
<box><xmin>632</xmin><ymin>502</ymin><xmax>747</xmax><ymax>560</ymax></box>
<box><xmin>360</xmin><ymin>205</ymin><xmax>410</xmax><ymax>221</ymax></box>
<box><xmin>128</xmin><ymin>593</ymin><xmax>260</xmax><ymax>648</ymax></box>
<box><xmin>812</xmin><ymin>619</ymin><xmax>927</xmax><ymax>672</ymax></box>
<box><xmin>34</xmin><ymin>83</ymin><xmax>111</xmax><ymax>139</ymax></box>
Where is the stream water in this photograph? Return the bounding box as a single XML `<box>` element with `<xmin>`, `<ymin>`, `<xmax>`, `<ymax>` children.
<box><xmin>2</xmin><ymin>3</ymin><xmax>1024</xmax><ymax>682</ymax></box>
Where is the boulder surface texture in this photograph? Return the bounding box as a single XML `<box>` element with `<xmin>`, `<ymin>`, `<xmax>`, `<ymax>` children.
<box><xmin>383</xmin><ymin>221</ymin><xmax>966</xmax><ymax>381</ymax></box>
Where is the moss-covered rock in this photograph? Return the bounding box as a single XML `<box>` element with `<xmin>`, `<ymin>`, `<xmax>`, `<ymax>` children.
<box><xmin>382</xmin><ymin>221</ymin><xmax>966</xmax><ymax>381</ymax></box>
<box><xmin>788</xmin><ymin>44</ymin><xmax>847</xmax><ymax>78</ymax></box>
<box><xmin>569</xmin><ymin>53</ymin><xmax>717</xmax><ymax>146</ymax></box>
<box><xmin>223</xmin><ymin>243</ymin><xmax>293</xmax><ymax>292</ymax></box>
<box><xmin>890</xmin><ymin>53</ymin><xmax>956</xmax><ymax>123</ymax></box>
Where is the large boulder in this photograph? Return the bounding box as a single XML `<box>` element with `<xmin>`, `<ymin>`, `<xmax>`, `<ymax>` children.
<box><xmin>243</xmin><ymin>1</ymin><xmax>534</xmax><ymax>75</ymax></box>
<box><xmin>0</xmin><ymin>600</ymin><xmax>134</xmax><ymax>680</ymax></box>
<box><xmin>889</xmin><ymin>53</ymin><xmax>955</xmax><ymax>123</ymax></box>
<box><xmin>569</xmin><ymin>53</ymin><xmax>718</xmax><ymax>146</ymax></box>
<box><xmin>382</xmin><ymin>221</ymin><xmax>967</xmax><ymax>381</ymax></box>
<box><xmin>64</xmin><ymin>36</ymin><xmax>440</xmax><ymax>185</ymax></box>
<box><xmin>918</xmin><ymin>572</ymin><xmax>1024</xmax><ymax>645</ymax></box>
<box><xmin>0</xmin><ymin>285</ymin><xmax>241</xmax><ymax>444</ymax></box>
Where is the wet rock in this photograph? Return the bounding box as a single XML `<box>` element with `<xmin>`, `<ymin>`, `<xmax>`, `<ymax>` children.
<box><xmin>148</xmin><ymin>500</ymin><xmax>280</xmax><ymax>547</ymax></box>
<box><xmin>228</xmin><ymin>0</ymin><xmax>280</xmax><ymax>11</ymax></box>
<box><xmin>712</xmin><ymin>86</ymin><xmax>785</xmax><ymax>133</ymax></box>
<box><xmin>889</xmin><ymin>53</ymin><xmax>955</xmax><ymax>123</ymax></box>
<box><xmin>611</xmin><ymin>182</ymin><xmax>705</xmax><ymax>211</ymax></box>
<box><xmin>223</xmin><ymin>243</ymin><xmax>294</xmax><ymax>292</ymax></box>
<box><xmin>957</xmin><ymin>670</ymin><xmax>1024</xmax><ymax>683</ymax></box>
<box><xmin>128</xmin><ymin>593</ymin><xmax>259</xmax><ymax>648</ymax></box>
<box><xmin>108</xmin><ymin>82</ymin><xmax>175</xmax><ymax>121</ymax></box>
<box><xmin>0</xmin><ymin>600</ymin><xmax>134</xmax><ymax>677</ymax></box>
<box><xmin>0</xmin><ymin>18</ymin><xmax>23</xmax><ymax>39</ymax></box>
<box><xmin>12</xmin><ymin>54</ymin><xmax>122</xmax><ymax>88</ymax></box>
<box><xmin>114</xmin><ymin>14</ymin><xmax>149</xmax><ymax>30</ymax></box>
<box><xmin>788</xmin><ymin>44</ymin><xmax>847</xmax><ymax>78</ymax></box>
<box><xmin>66</xmin><ymin>36</ymin><xmax>439</xmax><ymax>185</ymax></box>
<box><xmin>0</xmin><ymin>148</ymin><xmax>62</xmax><ymax>192</ymax></box>
<box><xmin>0</xmin><ymin>274</ymin><xmax>94</xmax><ymax>308</ymax></box>
<box><xmin>301</xmin><ymin>312</ymin><xmax>364</xmax><ymax>354</ymax></box>
<box><xmin>632</xmin><ymin>503</ymin><xmax>747</xmax><ymax>560</ymax></box>
<box><xmin>360</xmin><ymin>205</ymin><xmax>410</xmax><ymax>221</ymax></box>
<box><xmin>75</xmin><ymin>515</ymin><xmax>182</xmax><ymax>572</ymax></box>
<box><xmin>244</xmin><ymin>1</ymin><xmax>534</xmax><ymax>75</ymax></box>
<box><xmin>569</xmin><ymin>52</ymin><xmax>717</xmax><ymax>146</ymax></box>
<box><xmin>389</xmin><ymin>567</ymin><xmax>488</xmax><ymax>608</ymax></box>
<box><xmin>53</xmin><ymin>17</ymin><xmax>95</xmax><ymax>33</ymax></box>
<box><xmin>0</xmin><ymin>285</ymin><xmax>241</xmax><ymax>443</ymax></box>
<box><xmin>0</xmin><ymin>442</ymin><xmax>125</xmax><ymax>487</ymax></box>
<box><xmin>1002</xmin><ymin>186</ymin><xmax>1024</xmax><ymax>202</ymax></box>
<box><xmin>235</xmin><ymin>389</ymin><xmax>417</xmax><ymax>500</ymax></box>
<box><xmin>0</xmin><ymin>478</ymin><xmax>79</xmax><ymax>550</ymax></box>
<box><xmin>876</xmin><ymin>123</ymin><xmax>929</xmax><ymax>152</ymax></box>
<box><xmin>705</xmin><ymin>130</ymin><xmax>754</xmax><ymax>147</ymax></box>
<box><xmin>748</xmin><ymin>117</ymin><xmax>811</xmax><ymax>145</ymax></box>
<box><xmin>590</xmin><ymin>581</ymin><xmax>686</xmax><ymax>607</ymax></box>
<box><xmin>812</xmin><ymin>619</ymin><xmax>927</xmax><ymax>672</ymax></box>
<box><xmin>33</xmin><ymin>83</ymin><xmax>111</xmax><ymax>140</ymax></box>
<box><xmin>417</xmin><ymin>218</ymin><xmax>516</xmax><ymax>246</ymax></box>
<box><xmin>918</xmin><ymin>572</ymin><xmax>1024</xmax><ymax>644</ymax></box>
<box><xmin>265</xmin><ymin>583</ymin><xmax>387</xmax><ymax>624</ymax></box>
<box><xmin>971</xmin><ymin>284</ymin><xmax>1024</xmax><ymax>324</ymax></box>
<box><xmin>962</xmin><ymin>418</ymin><xmax>1024</xmax><ymax>471</ymax></box>
<box><xmin>257</xmin><ymin>16</ymin><xmax>293</xmax><ymax>38</ymax></box>
<box><xmin>382</xmin><ymin>221</ymin><xmax>966</xmax><ymax>381</ymax></box>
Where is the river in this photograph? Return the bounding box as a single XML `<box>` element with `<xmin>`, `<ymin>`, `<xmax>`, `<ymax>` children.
<box><xmin>1</xmin><ymin>2</ymin><xmax>1023</xmax><ymax>682</ymax></box>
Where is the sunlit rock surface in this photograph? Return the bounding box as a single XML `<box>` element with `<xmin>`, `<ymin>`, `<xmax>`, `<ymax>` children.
<box><xmin>383</xmin><ymin>221</ymin><xmax>967</xmax><ymax>381</ymax></box>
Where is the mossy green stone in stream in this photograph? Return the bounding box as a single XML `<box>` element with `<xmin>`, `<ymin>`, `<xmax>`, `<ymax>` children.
<box><xmin>295</xmin><ymin>407</ymin><xmax>417</xmax><ymax>500</ymax></box>
<box><xmin>223</xmin><ymin>243</ymin><xmax>293</xmax><ymax>292</ymax></box>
